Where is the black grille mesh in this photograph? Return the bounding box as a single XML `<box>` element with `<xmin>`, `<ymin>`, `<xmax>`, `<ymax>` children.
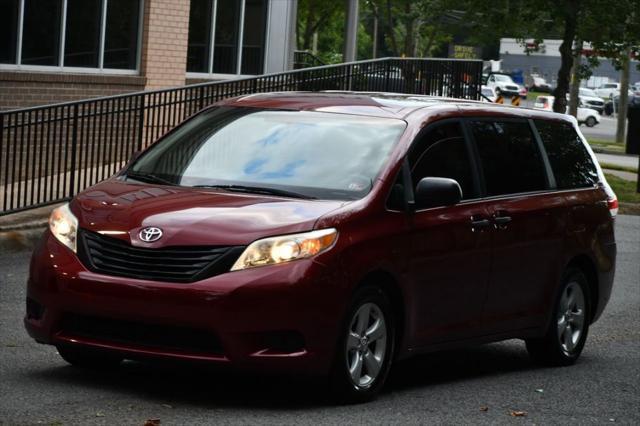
<box><xmin>78</xmin><ymin>229</ymin><xmax>243</xmax><ymax>283</ymax></box>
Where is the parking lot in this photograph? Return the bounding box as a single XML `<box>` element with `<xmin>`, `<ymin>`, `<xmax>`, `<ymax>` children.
<box><xmin>0</xmin><ymin>215</ymin><xmax>638</xmax><ymax>425</ymax></box>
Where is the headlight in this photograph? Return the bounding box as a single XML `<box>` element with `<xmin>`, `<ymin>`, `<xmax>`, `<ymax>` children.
<box><xmin>231</xmin><ymin>228</ymin><xmax>338</xmax><ymax>271</ymax></box>
<box><xmin>49</xmin><ymin>203</ymin><xmax>78</xmax><ymax>252</ymax></box>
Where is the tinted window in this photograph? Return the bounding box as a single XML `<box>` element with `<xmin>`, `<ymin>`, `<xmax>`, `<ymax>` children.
<box><xmin>64</xmin><ymin>0</ymin><xmax>102</xmax><ymax>68</ymax></box>
<box><xmin>471</xmin><ymin>120</ymin><xmax>547</xmax><ymax>196</ymax></box>
<box><xmin>0</xmin><ymin>0</ymin><xmax>19</xmax><ymax>64</ymax></box>
<box><xmin>130</xmin><ymin>108</ymin><xmax>406</xmax><ymax>200</ymax></box>
<box><xmin>534</xmin><ymin>120</ymin><xmax>598</xmax><ymax>189</ymax></box>
<box><xmin>409</xmin><ymin>122</ymin><xmax>476</xmax><ymax>200</ymax></box>
<box><xmin>213</xmin><ymin>0</ymin><xmax>240</xmax><ymax>74</ymax></box>
<box><xmin>21</xmin><ymin>0</ymin><xmax>62</xmax><ymax>66</ymax></box>
<box><xmin>186</xmin><ymin>0</ymin><xmax>213</xmax><ymax>73</ymax></box>
<box><xmin>104</xmin><ymin>0</ymin><xmax>140</xmax><ymax>69</ymax></box>
<box><xmin>240</xmin><ymin>0</ymin><xmax>267</xmax><ymax>75</ymax></box>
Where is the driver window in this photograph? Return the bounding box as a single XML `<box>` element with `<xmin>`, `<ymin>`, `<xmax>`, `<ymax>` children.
<box><xmin>409</xmin><ymin>121</ymin><xmax>476</xmax><ymax>200</ymax></box>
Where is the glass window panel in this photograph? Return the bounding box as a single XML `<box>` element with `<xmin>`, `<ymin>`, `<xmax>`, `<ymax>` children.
<box><xmin>104</xmin><ymin>0</ymin><xmax>140</xmax><ymax>69</ymax></box>
<box><xmin>534</xmin><ymin>120</ymin><xmax>598</xmax><ymax>189</ymax></box>
<box><xmin>187</xmin><ymin>0</ymin><xmax>213</xmax><ymax>73</ymax></box>
<box><xmin>213</xmin><ymin>0</ymin><xmax>240</xmax><ymax>74</ymax></box>
<box><xmin>240</xmin><ymin>0</ymin><xmax>267</xmax><ymax>75</ymax></box>
<box><xmin>471</xmin><ymin>121</ymin><xmax>547</xmax><ymax>196</ymax></box>
<box><xmin>0</xmin><ymin>0</ymin><xmax>19</xmax><ymax>64</ymax></box>
<box><xmin>64</xmin><ymin>0</ymin><xmax>102</xmax><ymax>68</ymax></box>
<box><xmin>21</xmin><ymin>0</ymin><xmax>62</xmax><ymax>66</ymax></box>
<box><xmin>410</xmin><ymin>122</ymin><xmax>476</xmax><ymax>200</ymax></box>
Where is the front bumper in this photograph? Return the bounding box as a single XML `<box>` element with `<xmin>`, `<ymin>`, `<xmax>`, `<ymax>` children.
<box><xmin>25</xmin><ymin>230</ymin><xmax>347</xmax><ymax>374</ymax></box>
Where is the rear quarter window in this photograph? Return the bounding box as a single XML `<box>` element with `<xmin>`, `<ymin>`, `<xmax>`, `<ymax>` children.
<box><xmin>534</xmin><ymin>120</ymin><xmax>598</xmax><ymax>189</ymax></box>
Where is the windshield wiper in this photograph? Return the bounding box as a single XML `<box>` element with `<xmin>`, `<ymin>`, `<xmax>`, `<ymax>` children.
<box><xmin>126</xmin><ymin>171</ymin><xmax>175</xmax><ymax>186</ymax></box>
<box><xmin>192</xmin><ymin>184</ymin><xmax>316</xmax><ymax>200</ymax></box>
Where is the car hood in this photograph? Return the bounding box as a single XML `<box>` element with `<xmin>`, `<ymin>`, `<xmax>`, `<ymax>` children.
<box><xmin>72</xmin><ymin>179</ymin><xmax>346</xmax><ymax>247</ymax></box>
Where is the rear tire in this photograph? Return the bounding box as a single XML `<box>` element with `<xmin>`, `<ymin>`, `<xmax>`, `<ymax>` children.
<box><xmin>57</xmin><ymin>345</ymin><xmax>123</xmax><ymax>369</ymax></box>
<box><xmin>526</xmin><ymin>268</ymin><xmax>590</xmax><ymax>366</ymax></box>
<box><xmin>328</xmin><ymin>286</ymin><xmax>395</xmax><ymax>404</ymax></box>
<box><xmin>585</xmin><ymin>116</ymin><xmax>597</xmax><ymax>127</ymax></box>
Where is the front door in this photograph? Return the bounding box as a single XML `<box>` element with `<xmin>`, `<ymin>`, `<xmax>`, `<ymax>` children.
<box><xmin>405</xmin><ymin>120</ymin><xmax>492</xmax><ymax>346</ymax></box>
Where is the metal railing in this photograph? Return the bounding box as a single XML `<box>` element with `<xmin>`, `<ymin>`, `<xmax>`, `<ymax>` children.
<box><xmin>0</xmin><ymin>57</ymin><xmax>483</xmax><ymax>215</ymax></box>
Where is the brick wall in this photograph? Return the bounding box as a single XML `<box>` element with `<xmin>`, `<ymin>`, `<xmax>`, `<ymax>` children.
<box><xmin>140</xmin><ymin>0</ymin><xmax>191</xmax><ymax>90</ymax></box>
<box><xmin>0</xmin><ymin>72</ymin><xmax>146</xmax><ymax>111</ymax></box>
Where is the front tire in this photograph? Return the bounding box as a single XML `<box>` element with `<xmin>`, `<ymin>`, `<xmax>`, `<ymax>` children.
<box><xmin>585</xmin><ymin>116</ymin><xmax>597</xmax><ymax>127</ymax></box>
<box><xmin>57</xmin><ymin>345</ymin><xmax>123</xmax><ymax>369</ymax></box>
<box><xmin>329</xmin><ymin>286</ymin><xmax>395</xmax><ymax>404</ymax></box>
<box><xmin>526</xmin><ymin>268</ymin><xmax>590</xmax><ymax>366</ymax></box>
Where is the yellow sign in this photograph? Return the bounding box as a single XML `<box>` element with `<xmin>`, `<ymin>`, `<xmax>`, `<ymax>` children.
<box><xmin>511</xmin><ymin>96</ymin><xmax>520</xmax><ymax>106</ymax></box>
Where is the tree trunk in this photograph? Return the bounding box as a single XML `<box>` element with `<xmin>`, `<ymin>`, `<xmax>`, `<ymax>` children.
<box><xmin>552</xmin><ymin>1</ymin><xmax>580</xmax><ymax>113</ymax></box>
<box><xmin>568</xmin><ymin>39</ymin><xmax>582</xmax><ymax>117</ymax></box>
<box><xmin>385</xmin><ymin>0</ymin><xmax>399</xmax><ymax>55</ymax></box>
<box><xmin>616</xmin><ymin>47</ymin><xmax>631</xmax><ymax>144</ymax></box>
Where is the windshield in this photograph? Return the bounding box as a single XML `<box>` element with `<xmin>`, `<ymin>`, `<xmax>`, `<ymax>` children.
<box><xmin>580</xmin><ymin>88</ymin><xmax>597</xmax><ymax>97</ymax></box>
<box><xmin>495</xmin><ymin>75</ymin><xmax>513</xmax><ymax>83</ymax></box>
<box><xmin>128</xmin><ymin>107</ymin><xmax>406</xmax><ymax>200</ymax></box>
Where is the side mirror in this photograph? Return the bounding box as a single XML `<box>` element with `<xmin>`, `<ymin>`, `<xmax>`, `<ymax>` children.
<box><xmin>415</xmin><ymin>177</ymin><xmax>462</xmax><ymax>209</ymax></box>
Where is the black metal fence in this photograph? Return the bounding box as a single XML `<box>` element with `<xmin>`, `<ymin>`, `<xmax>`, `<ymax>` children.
<box><xmin>0</xmin><ymin>57</ymin><xmax>483</xmax><ymax>215</ymax></box>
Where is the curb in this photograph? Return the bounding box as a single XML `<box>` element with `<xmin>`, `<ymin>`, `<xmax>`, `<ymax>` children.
<box><xmin>0</xmin><ymin>227</ymin><xmax>45</xmax><ymax>254</ymax></box>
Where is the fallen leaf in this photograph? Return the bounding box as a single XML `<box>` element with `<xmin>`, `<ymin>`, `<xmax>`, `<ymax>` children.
<box><xmin>535</xmin><ymin>389</ymin><xmax>544</xmax><ymax>393</ymax></box>
<box><xmin>161</xmin><ymin>404</ymin><xmax>173</xmax><ymax>409</ymax></box>
<box><xmin>480</xmin><ymin>406</ymin><xmax>489</xmax><ymax>412</ymax></box>
<box><xmin>96</xmin><ymin>412</ymin><xmax>105</xmax><ymax>417</ymax></box>
<box><xmin>144</xmin><ymin>419</ymin><xmax>161</xmax><ymax>426</ymax></box>
<box><xmin>510</xmin><ymin>411</ymin><xmax>527</xmax><ymax>417</ymax></box>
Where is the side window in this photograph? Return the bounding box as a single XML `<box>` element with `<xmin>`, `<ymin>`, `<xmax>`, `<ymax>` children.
<box><xmin>534</xmin><ymin>120</ymin><xmax>598</xmax><ymax>189</ymax></box>
<box><xmin>409</xmin><ymin>121</ymin><xmax>476</xmax><ymax>200</ymax></box>
<box><xmin>470</xmin><ymin>120</ymin><xmax>548</xmax><ymax>196</ymax></box>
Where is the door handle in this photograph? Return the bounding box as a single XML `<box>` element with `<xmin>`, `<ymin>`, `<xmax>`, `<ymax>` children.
<box><xmin>470</xmin><ymin>216</ymin><xmax>491</xmax><ymax>231</ymax></box>
<box><xmin>494</xmin><ymin>216</ymin><xmax>512</xmax><ymax>225</ymax></box>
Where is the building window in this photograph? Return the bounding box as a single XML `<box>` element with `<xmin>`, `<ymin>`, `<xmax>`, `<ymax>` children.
<box><xmin>187</xmin><ymin>0</ymin><xmax>268</xmax><ymax>76</ymax></box>
<box><xmin>0</xmin><ymin>0</ymin><xmax>142</xmax><ymax>72</ymax></box>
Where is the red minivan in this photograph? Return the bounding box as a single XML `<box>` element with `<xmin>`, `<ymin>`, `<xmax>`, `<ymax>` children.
<box><xmin>26</xmin><ymin>92</ymin><xmax>617</xmax><ymax>403</ymax></box>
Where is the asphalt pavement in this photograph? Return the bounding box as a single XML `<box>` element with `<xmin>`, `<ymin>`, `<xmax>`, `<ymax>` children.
<box><xmin>1</xmin><ymin>216</ymin><xmax>639</xmax><ymax>425</ymax></box>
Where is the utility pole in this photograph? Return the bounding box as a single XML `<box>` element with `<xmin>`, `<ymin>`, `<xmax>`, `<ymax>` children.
<box><xmin>616</xmin><ymin>47</ymin><xmax>631</xmax><ymax>144</ymax></box>
<box><xmin>344</xmin><ymin>0</ymin><xmax>359</xmax><ymax>62</ymax></box>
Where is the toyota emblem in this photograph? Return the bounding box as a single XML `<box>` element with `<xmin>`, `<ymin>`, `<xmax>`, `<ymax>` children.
<box><xmin>139</xmin><ymin>227</ymin><xmax>163</xmax><ymax>243</ymax></box>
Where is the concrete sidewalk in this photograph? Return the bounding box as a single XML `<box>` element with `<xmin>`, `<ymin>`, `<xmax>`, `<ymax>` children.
<box><xmin>0</xmin><ymin>203</ymin><xmax>60</xmax><ymax>253</ymax></box>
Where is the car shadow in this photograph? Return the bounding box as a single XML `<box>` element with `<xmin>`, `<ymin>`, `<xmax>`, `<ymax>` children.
<box><xmin>29</xmin><ymin>341</ymin><xmax>540</xmax><ymax>409</ymax></box>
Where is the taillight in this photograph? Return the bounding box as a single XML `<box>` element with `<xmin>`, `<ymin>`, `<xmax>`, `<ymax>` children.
<box><xmin>607</xmin><ymin>197</ymin><xmax>619</xmax><ymax>217</ymax></box>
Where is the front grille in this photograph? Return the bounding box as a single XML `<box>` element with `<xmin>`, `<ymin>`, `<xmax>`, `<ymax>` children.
<box><xmin>60</xmin><ymin>313</ymin><xmax>223</xmax><ymax>356</ymax></box>
<box><xmin>78</xmin><ymin>229</ymin><xmax>244</xmax><ymax>283</ymax></box>
<box><xmin>506</xmin><ymin>85</ymin><xmax>519</xmax><ymax>91</ymax></box>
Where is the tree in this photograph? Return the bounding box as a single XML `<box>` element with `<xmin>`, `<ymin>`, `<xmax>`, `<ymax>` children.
<box><xmin>462</xmin><ymin>0</ymin><xmax>639</xmax><ymax>114</ymax></box>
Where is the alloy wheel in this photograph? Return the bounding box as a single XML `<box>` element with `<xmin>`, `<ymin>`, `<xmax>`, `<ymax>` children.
<box><xmin>345</xmin><ymin>302</ymin><xmax>388</xmax><ymax>388</ymax></box>
<box><xmin>557</xmin><ymin>282</ymin><xmax>586</xmax><ymax>355</ymax></box>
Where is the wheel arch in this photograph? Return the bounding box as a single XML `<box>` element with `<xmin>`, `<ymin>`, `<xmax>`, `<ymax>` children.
<box><xmin>354</xmin><ymin>269</ymin><xmax>407</xmax><ymax>358</ymax></box>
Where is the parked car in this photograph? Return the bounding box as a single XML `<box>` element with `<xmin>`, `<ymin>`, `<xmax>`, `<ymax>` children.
<box><xmin>595</xmin><ymin>82</ymin><xmax>621</xmax><ymax>99</ymax></box>
<box><xmin>604</xmin><ymin>94</ymin><xmax>640</xmax><ymax>116</ymax></box>
<box><xmin>481</xmin><ymin>85</ymin><xmax>497</xmax><ymax>102</ymax></box>
<box><xmin>534</xmin><ymin>95</ymin><xmax>601</xmax><ymax>127</ymax></box>
<box><xmin>485</xmin><ymin>73</ymin><xmax>523</xmax><ymax>97</ymax></box>
<box><xmin>630</xmin><ymin>83</ymin><xmax>640</xmax><ymax>96</ymax></box>
<box><xmin>578</xmin><ymin>88</ymin><xmax>605</xmax><ymax>114</ymax></box>
<box><xmin>26</xmin><ymin>92</ymin><xmax>617</xmax><ymax>403</ymax></box>
<box><xmin>528</xmin><ymin>76</ymin><xmax>553</xmax><ymax>93</ymax></box>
